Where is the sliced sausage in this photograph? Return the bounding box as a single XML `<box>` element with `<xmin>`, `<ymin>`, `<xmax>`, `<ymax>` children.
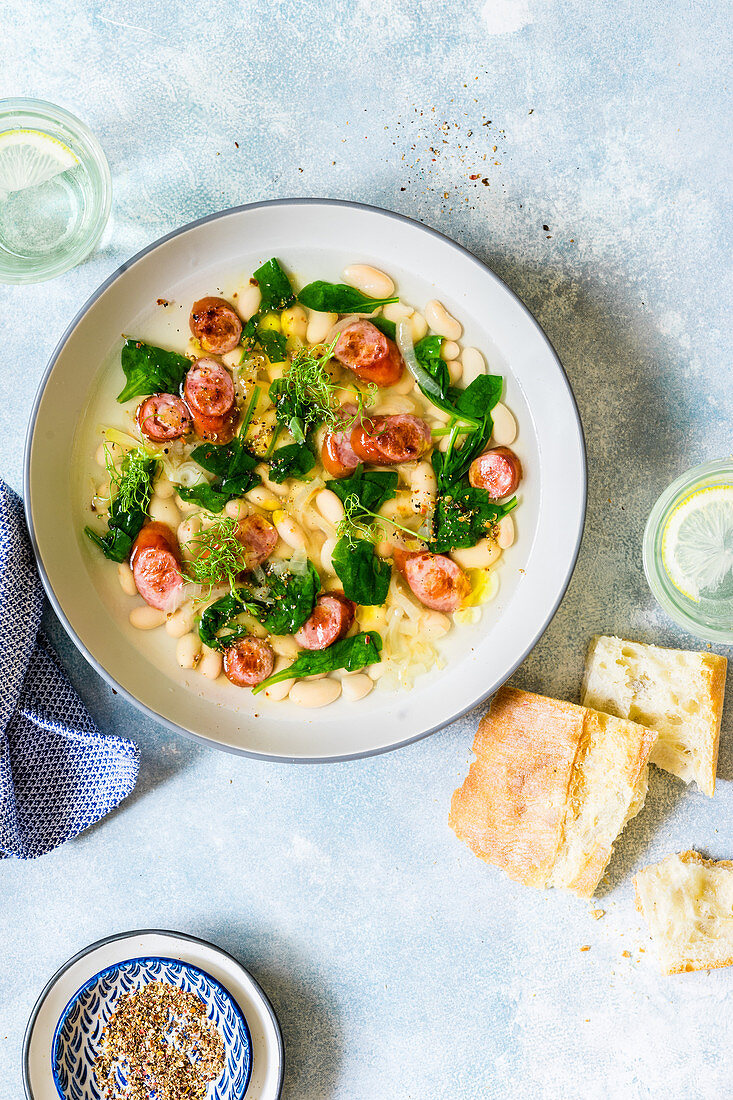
<box><xmin>334</xmin><ymin>321</ymin><xmax>404</xmax><ymax>388</ymax></box>
<box><xmin>190</xmin><ymin>296</ymin><xmax>242</xmax><ymax>354</ymax></box>
<box><xmin>136</xmin><ymin>393</ymin><xmax>192</xmax><ymax>442</ymax></box>
<box><xmin>184</xmin><ymin>358</ymin><xmax>236</xmax><ymax>419</ymax></box>
<box><xmin>351</xmin><ymin>414</ymin><xmax>431</xmax><ymax>465</ymax></box>
<box><xmin>294</xmin><ymin>592</ymin><xmax>355</xmax><ymax>650</ymax></box>
<box><xmin>321</xmin><ymin>404</ymin><xmax>360</xmax><ymax>478</ymax></box>
<box><xmin>190</xmin><ymin>409</ymin><xmax>238</xmax><ymax>445</ymax></box>
<box><xmin>468</xmin><ymin>446</ymin><xmax>522</xmax><ymax>499</ymax></box>
<box><xmin>130</xmin><ymin>522</ymin><xmax>185</xmax><ymax>611</ymax></box>
<box><xmin>394</xmin><ymin>549</ymin><xmax>470</xmax><ymax>612</ymax></box>
<box><xmin>236</xmin><ymin>514</ymin><xmax>278</xmax><ymax>568</ymax></box>
<box><xmin>223</xmin><ymin>637</ymin><xmax>275</xmax><ymax>687</ymax></box>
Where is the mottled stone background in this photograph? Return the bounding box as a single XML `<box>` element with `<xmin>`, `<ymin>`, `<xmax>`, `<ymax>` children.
<box><xmin>1</xmin><ymin>1</ymin><xmax>731</xmax><ymax>1097</ymax></box>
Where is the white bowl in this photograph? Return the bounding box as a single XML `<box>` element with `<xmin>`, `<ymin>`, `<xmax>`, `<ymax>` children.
<box><xmin>25</xmin><ymin>199</ymin><xmax>586</xmax><ymax>762</ymax></box>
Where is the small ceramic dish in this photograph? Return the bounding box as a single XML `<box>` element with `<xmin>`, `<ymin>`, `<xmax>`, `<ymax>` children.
<box><xmin>24</xmin><ymin>930</ymin><xmax>284</xmax><ymax>1100</ymax></box>
<box><xmin>52</xmin><ymin>956</ymin><xmax>252</xmax><ymax>1100</ymax></box>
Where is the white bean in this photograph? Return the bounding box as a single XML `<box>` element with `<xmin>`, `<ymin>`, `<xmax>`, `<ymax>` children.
<box><xmin>450</xmin><ymin>538</ymin><xmax>502</xmax><ymax>570</ymax></box>
<box><xmin>154</xmin><ymin>477</ymin><xmax>176</xmax><ymax>499</ymax></box>
<box><xmin>177</xmin><ymin>515</ymin><xmax>202</xmax><ymax>560</ymax></box>
<box><xmin>496</xmin><ymin>514</ymin><xmax>515</xmax><ymax>549</ymax></box>
<box><xmin>254</xmin><ymin>463</ymin><xmax>288</xmax><ymax>497</ymax></box>
<box><xmin>175</xmin><ymin>493</ymin><xmax>200</xmax><ymax>514</ymax></box>
<box><xmin>375</xmin><ymin>395</ymin><xmax>417</xmax><ymax>415</ymax></box>
<box><xmin>423</xmin><ymin>611</ymin><xmax>451</xmax><ymax>640</ymax></box>
<box><xmin>341</xmin><ymin>674</ymin><xmax>374</xmax><ymax>702</ymax></box>
<box><xmin>221</xmin><ymin>347</ymin><xmax>244</xmax><ymax>369</ymax></box>
<box><xmin>281</xmin><ymin>304</ymin><xmax>308</xmax><ymax>340</ymax></box>
<box><xmin>225</xmin><ymin>498</ymin><xmax>250</xmax><ymax>520</ymax></box>
<box><xmin>273</xmin><ymin>511</ymin><xmax>306</xmax><ymax>549</ymax></box>
<box><xmin>237</xmin><ymin>283</ymin><xmax>261</xmax><ymax>321</ymax></box>
<box><xmin>148</xmin><ymin>495</ymin><xmax>181</xmax><ymax>528</ymax></box>
<box><xmin>367</xmin><ymin>663</ymin><xmax>388</xmax><ymax>680</ymax></box>
<box><xmin>342</xmin><ymin>263</ymin><xmax>395</xmax><ymax>300</ymax></box>
<box><xmin>448</xmin><ymin>359</ymin><xmax>463</xmax><ymax>385</ymax></box>
<box><xmin>410</xmin><ymin>461</ymin><xmax>436</xmax><ymax>516</ymax></box>
<box><xmin>382</xmin><ymin>301</ymin><xmax>413</xmax><ymax>323</ymax></box>
<box><xmin>263</xmin><ymin>658</ymin><xmax>296</xmax><ymax>700</ymax></box>
<box><xmin>491</xmin><ymin>402</ymin><xmax>517</xmax><ymax>447</ymax></box>
<box><xmin>409</xmin><ymin>311</ymin><xmax>428</xmax><ymax>342</ymax></box>
<box><xmin>117</xmin><ymin>562</ymin><xmax>137</xmax><ymax>596</ymax></box>
<box><xmin>392</xmin><ymin>370</ymin><xmax>417</xmax><ymax>395</ymax></box>
<box><xmin>321</xmin><ymin>536</ymin><xmax>337</xmax><ymax>574</ymax></box>
<box><xmin>198</xmin><ymin>645</ymin><xmax>223</xmax><ymax>680</ymax></box>
<box><xmin>289</xmin><ymin>678</ymin><xmax>342</xmax><ymax>708</ymax></box>
<box><xmin>270</xmin><ymin>634</ymin><xmax>301</xmax><ymax>659</ymax></box>
<box><xmin>425</xmin><ymin>299</ymin><xmax>462</xmax><ymax>340</ymax></box>
<box><xmin>441</xmin><ymin>339</ymin><xmax>460</xmax><ymax>360</ymax></box>
<box><xmin>176</xmin><ymin>632</ymin><xmax>201</xmax><ymax>669</ymax></box>
<box><xmin>129</xmin><ymin>605</ymin><xmax>166</xmax><ymax>630</ymax></box>
<box><xmin>306</xmin><ymin>310</ymin><xmax>338</xmax><ymax>345</ymax></box>
<box><xmin>461</xmin><ymin>347</ymin><xmax>485</xmax><ymax>386</ymax></box>
<box><xmin>316</xmin><ymin>489</ymin><xmax>345</xmax><ymax>526</ymax></box>
<box><xmin>246</xmin><ymin>485</ymin><xmax>280</xmax><ymax>510</ymax></box>
<box><xmin>166</xmin><ymin>604</ymin><xmax>195</xmax><ymax>638</ymax></box>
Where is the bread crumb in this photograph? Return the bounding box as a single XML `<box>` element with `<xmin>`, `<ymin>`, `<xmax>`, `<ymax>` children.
<box><xmin>591</xmin><ymin>909</ymin><xmax>605</xmax><ymax>920</ymax></box>
<box><xmin>622</xmin><ymin>950</ymin><xmax>631</xmax><ymax>958</ymax></box>
<box><xmin>580</xmin><ymin>945</ymin><xmax>591</xmax><ymax>952</ymax></box>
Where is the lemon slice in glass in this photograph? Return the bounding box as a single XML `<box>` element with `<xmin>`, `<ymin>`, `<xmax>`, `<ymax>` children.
<box><xmin>0</xmin><ymin>128</ymin><xmax>78</xmax><ymax>200</ymax></box>
<box><xmin>661</xmin><ymin>484</ymin><xmax>733</xmax><ymax>602</ymax></box>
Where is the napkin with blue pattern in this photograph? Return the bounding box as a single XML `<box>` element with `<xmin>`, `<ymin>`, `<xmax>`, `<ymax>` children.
<box><xmin>0</xmin><ymin>480</ymin><xmax>139</xmax><ymax>859</ymax></box>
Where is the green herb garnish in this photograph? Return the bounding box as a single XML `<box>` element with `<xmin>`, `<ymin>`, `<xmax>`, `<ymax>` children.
<box><xmin>183</xmin><ymin>517</ymin><xmax>249</xmax><ymax>595</ymax></box>
<box><xmin>252</xmin><ymin>631</ymin><xmax>383</xmax><ymax>694</ymax></box>
<box><xmin>85</xmin><ymin>447</ymin><xmax>157</xmax><ymax>562</ymax></box>
<box><xmin>269</xmin><ymin>339</ymin><xmax>374</xmax><ymax>445</ymax></box>
<box><xmin>197</xmin><ymin>562</ymin><xmax>321</xmax><ymax>650</ymax></box>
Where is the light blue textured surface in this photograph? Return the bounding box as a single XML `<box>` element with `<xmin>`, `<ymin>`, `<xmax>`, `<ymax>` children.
<box><xmin>1</xmin><ymin>2</ymin><xmax>732</xmax><ymax>1097</ymax></box>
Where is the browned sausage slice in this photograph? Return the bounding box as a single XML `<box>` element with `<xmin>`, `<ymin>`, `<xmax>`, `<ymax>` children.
<box><xmin>294</xmin><ymin>593</ymin><xmax>355</xmax><ymax>650</ymax></box>
<box><xmin>223</xmin><ymin>637</ymin><xmax>275</xmax><ymax>686</ymax></box>
<box><xmin>334</xmin><ymin>321</ymin><xmax>404</xmax><ymax>387</ymax></box>
<box><xmin>321</xmin><ymin>404</ymin><xmax>360</xmax><ymax>478</ymax></box>
<box><xmin>394</xmin><ymin>550</ymin><xmax>470</xmax><ymax>612</ymax></box>
<box><xmin>190</xmin><ymin>410</ymin><xmax>239</xmax><ymax>445</ymax></box>
<box><xmin>184</xmin><ymin>358</ymin><xmax>236</xmax><ymax>420</ymax></box>
<box><xmin>351</xmin><ymin>414</ymin><xmax>431</xmax><ymax>465</ymax></box>
<box><xmin>130</xmin><ymin>522</ymin><xmax>185</xmax><ymax>611</ymax></box>
<box><xmin>236</xmin><ymin>514</ymin><xmax>278</xmax><ymax>568</ymax></box>
<box><xmin>468</xmin><ymin>446</ymin><xmax>522</xmax><ymax>499</ymax></box>
<box><xmin>190</xmin><ymin>296</ymin><xmax>242</xmax><ymax>354</ymax></box>
<box><xmin>136</xmin><ymin>393</ymin><xmax>192</xmax><ymax>442</ymax></box>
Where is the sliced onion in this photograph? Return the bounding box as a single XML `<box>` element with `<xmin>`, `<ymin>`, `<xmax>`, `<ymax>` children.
<box><xmin>396</xmin><ymin>319</ymin><xmax>444</xmax><ymax>404</ymax></box>
<box><xmin>289</xmin><ymin>547</ymin><xmax>310</xmax><ymax>576</ymax></box>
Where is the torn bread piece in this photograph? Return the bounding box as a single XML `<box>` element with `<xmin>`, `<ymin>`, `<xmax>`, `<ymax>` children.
<box><xmin>581</xmin><ymin>635</ymin><xmax>727</xmax><ymax>797</ymax></box>
<box><xmin>449</xmin><ymin>686</ymin><xmax>657</xmax><ymax>898</ymax></box>
<box><xmin>635</xmin><ymin>851</ymin><xmax>733</xmax><ymax>974</ymax></box>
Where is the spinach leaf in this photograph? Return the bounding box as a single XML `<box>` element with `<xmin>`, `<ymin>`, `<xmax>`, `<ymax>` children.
<box><xmin>298</xmin><ymin>281</ymin><xmax>398</xmax><ymax>314</ymax></box>
<box><xmin>180</xmin><ymin>434</ymin><xmax>261</xmax><ymax>511</ymax></box>
<box><xmin>252</xmin><ymin>258</ymin><xmax>295</xmax><ymax>312</ymax></box>
<box><xmin>268</xmin><ymin>444</ymin><xmax>316</xmax><ymax>483</ymax></box>
<box><xmin>332</xmin><ymin>536</ymin><xmax>391</xmax><ymax>605</ymax></box>
<box><xmin>454</xmin><ymin>374</ymin><xmax>503</xmax><ymax>421</ymax></box>
<box><xmin>241</xmin><ymin>319</ymin><xmax>288</xmax><ymax>362</ymax></box>
<box><xmin>252</xmin><ymin>631</ymin><xmax>383</xmax><ymax>694</ymax></box>
<box><xmin>371</xmin><ymin>316</ymin><xmax>396</xmax><ymax>340</ymax></box>
<box><xmin>84</xmin><ymin>452</ymin><xmax>157</xmax><ymax>562</ymax></box>
<box><xmin>117</xmin><ymin>339</ymin><xmax>190</xmax><ymax>404</ymax></box>
<box><xmin>198</xmin><ymin>592</ymin><xmax>257</xmax><ymax>650</ymax></box>
<box><xmin>415</xmin><ymin>334</ymin><xmax>450</xmax><ymax>400</ymax></box>
<box><xmin>327</xmin><ymin>467</ymin><xmax>398</xmax><ymax>516</ymax></box>
<box><xmin>430</xmin><ymin>479</ymin><xmax>517</xmax><ymax>553</ymax></box>
<box><xmin>197</xmin><ymin>562</ymin><xmax>321</xmax><ymax>649</ymax></box>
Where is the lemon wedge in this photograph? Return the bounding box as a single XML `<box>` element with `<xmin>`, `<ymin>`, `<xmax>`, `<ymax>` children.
<box><xmin>661</xmin><ymin>484</ymin><xmax>733</xmax><ymax>602</ymax></box>
<box><xmin>0</xmin><ymin>128</ymin><xmax>78</xmax><ymax>199</ymax></box>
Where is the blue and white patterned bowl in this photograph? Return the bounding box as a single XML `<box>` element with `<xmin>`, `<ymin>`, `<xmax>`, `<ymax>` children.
<box><xmin>51</xmin><ymin>955</ymin><xmax>252</xmax><ymax>1100</ymax></box>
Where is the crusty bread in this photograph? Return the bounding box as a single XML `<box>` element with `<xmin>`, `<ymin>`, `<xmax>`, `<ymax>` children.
<box><xmin>581</xmin><ymin>635</ymin><xmax>727</xmax><ymax>797</ymax></box>
<box><xmin>449</xmin><ymin>686</ymin><xmax>657</xmax><ymax>898</ymax></box>
<box><xmin>634</xmin><ymin>851</ymin><xmax>733</xmax><ymax>974</ymax></box>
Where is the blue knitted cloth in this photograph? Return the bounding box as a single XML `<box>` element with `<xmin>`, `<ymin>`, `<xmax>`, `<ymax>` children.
<box><xmin>0</xmin><ymin>480</ymin><xmax>139</xmax><ymax>858</ymax></box>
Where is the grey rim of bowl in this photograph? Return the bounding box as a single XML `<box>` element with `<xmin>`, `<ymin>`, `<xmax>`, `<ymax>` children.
<box><xmin>0</xmin><ymin>97</ymin><xmax>112</xmax><ymax>285</ymax></box>
<box><xmin>23</xmin><ymin>196</ymin><xmax>588</xmax><ymax>763</ymax></box>
<box><xmin>642</xmin><ymin>457</ymin><xmax>733</xmax><ymax>644</ymax></box>
<box><xmin>22</xmin><ymin>928</ymin><xmax>285</xmax><ymax>1100</ymax></box>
